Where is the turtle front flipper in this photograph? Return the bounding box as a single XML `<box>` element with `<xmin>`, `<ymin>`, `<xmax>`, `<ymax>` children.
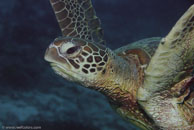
<box><xmin>50</xmin><ymin>0</ymin><xmax>105</xmax><ymax>44</ymax></box>
<box><xmin>138</xmin><ymin>4</ymin><xmax>194</xmax><ymax>101</ymax></box>
<box><xmin>137</xmin><ymin>4</ymin><xmax>194</xmax><ymax>129</ymax></box>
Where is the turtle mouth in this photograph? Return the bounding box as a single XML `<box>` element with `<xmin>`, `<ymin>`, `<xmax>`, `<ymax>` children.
<box><xmin>50</xmin><ymin>63</ymin><xmax>74</xmax><ymax>80</ymax></box>
<box><xmin>50</xmin><ymin>62</ymin><xmax>91</xmax><ymax>84</ymax></box>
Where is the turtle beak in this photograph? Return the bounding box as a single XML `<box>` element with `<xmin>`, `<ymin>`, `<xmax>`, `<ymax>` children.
<box><xmin>44</xmin><ymin>44</ymin><xmax>70</xmax><ymax>69</ymax></box>
<box><xmin>44</xmin><ymin>46</ymin><xmax>58</xmax><ymax>63</ymax></box>
<box><xmin>44</xmin><ymin>48</ymin><xmax>49</xmax><ymax>61</ymax></box>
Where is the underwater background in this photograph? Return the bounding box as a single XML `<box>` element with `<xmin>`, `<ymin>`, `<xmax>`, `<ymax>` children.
<box><xmin>0</xmin><ymin>0</ymin><xmax>193</xmax><ymax>130</ymax></box>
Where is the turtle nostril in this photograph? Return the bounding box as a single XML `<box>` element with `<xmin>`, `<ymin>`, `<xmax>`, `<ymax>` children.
<box><xmin>66</xmin><ymin>46</ymin><xmax>80</xmax><ymax>54</ymax></box>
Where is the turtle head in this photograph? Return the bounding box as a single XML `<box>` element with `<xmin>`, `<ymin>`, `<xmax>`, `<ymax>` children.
<box><xmin>45</xmin><ymin>37</ymin><xmax>109</xmax><ymax>86</ymax></box>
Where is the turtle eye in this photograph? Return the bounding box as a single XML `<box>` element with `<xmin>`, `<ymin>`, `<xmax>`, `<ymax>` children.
<box><xmin>60</xmin><ymin>42</ymin><xmax>81</xmax><ymax>58</ymax></box>
<box><xmin>66</xmin><ymin>46</ymin><xmax>80</xmax><ymax>54</ymax></box>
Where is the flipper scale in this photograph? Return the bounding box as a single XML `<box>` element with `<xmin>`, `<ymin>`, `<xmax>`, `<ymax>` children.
<box><xmin>50</xmin><ymin>0</ymin><xmax>105</xmax><ymax>44</ymax></box>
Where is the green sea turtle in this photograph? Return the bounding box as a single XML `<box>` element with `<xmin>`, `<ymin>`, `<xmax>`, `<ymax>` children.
<box><xmin>44</xmin><ymin>0</ymin><xmax>194</xmax><ymax>129</ymax></box>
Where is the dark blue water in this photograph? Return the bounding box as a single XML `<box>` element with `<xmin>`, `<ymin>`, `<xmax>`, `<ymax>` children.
<box><xmin>0</xmin><ymin>0</ymin><xmax>193</xmax><ymax>130</ymax></box>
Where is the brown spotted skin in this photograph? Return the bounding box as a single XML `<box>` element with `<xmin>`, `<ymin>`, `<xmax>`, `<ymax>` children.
<box><xmin>45</xmin><ymin>36</ymin><xmax>157</xmax><ymax>129</ymax></box>
<box><xmin>47</xmin><ymin>0</ymin><xmax>161</xmax><ymax>129</ymax></box>
<box><xmin>50</xmin><ymin>0</ymin><xmax>105</xmax><ymax>45</ymax></box>
<box><xmin>45</xmin><ymin>37</ymin><xmax>108</xmax><ymax>78</ymax></box>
